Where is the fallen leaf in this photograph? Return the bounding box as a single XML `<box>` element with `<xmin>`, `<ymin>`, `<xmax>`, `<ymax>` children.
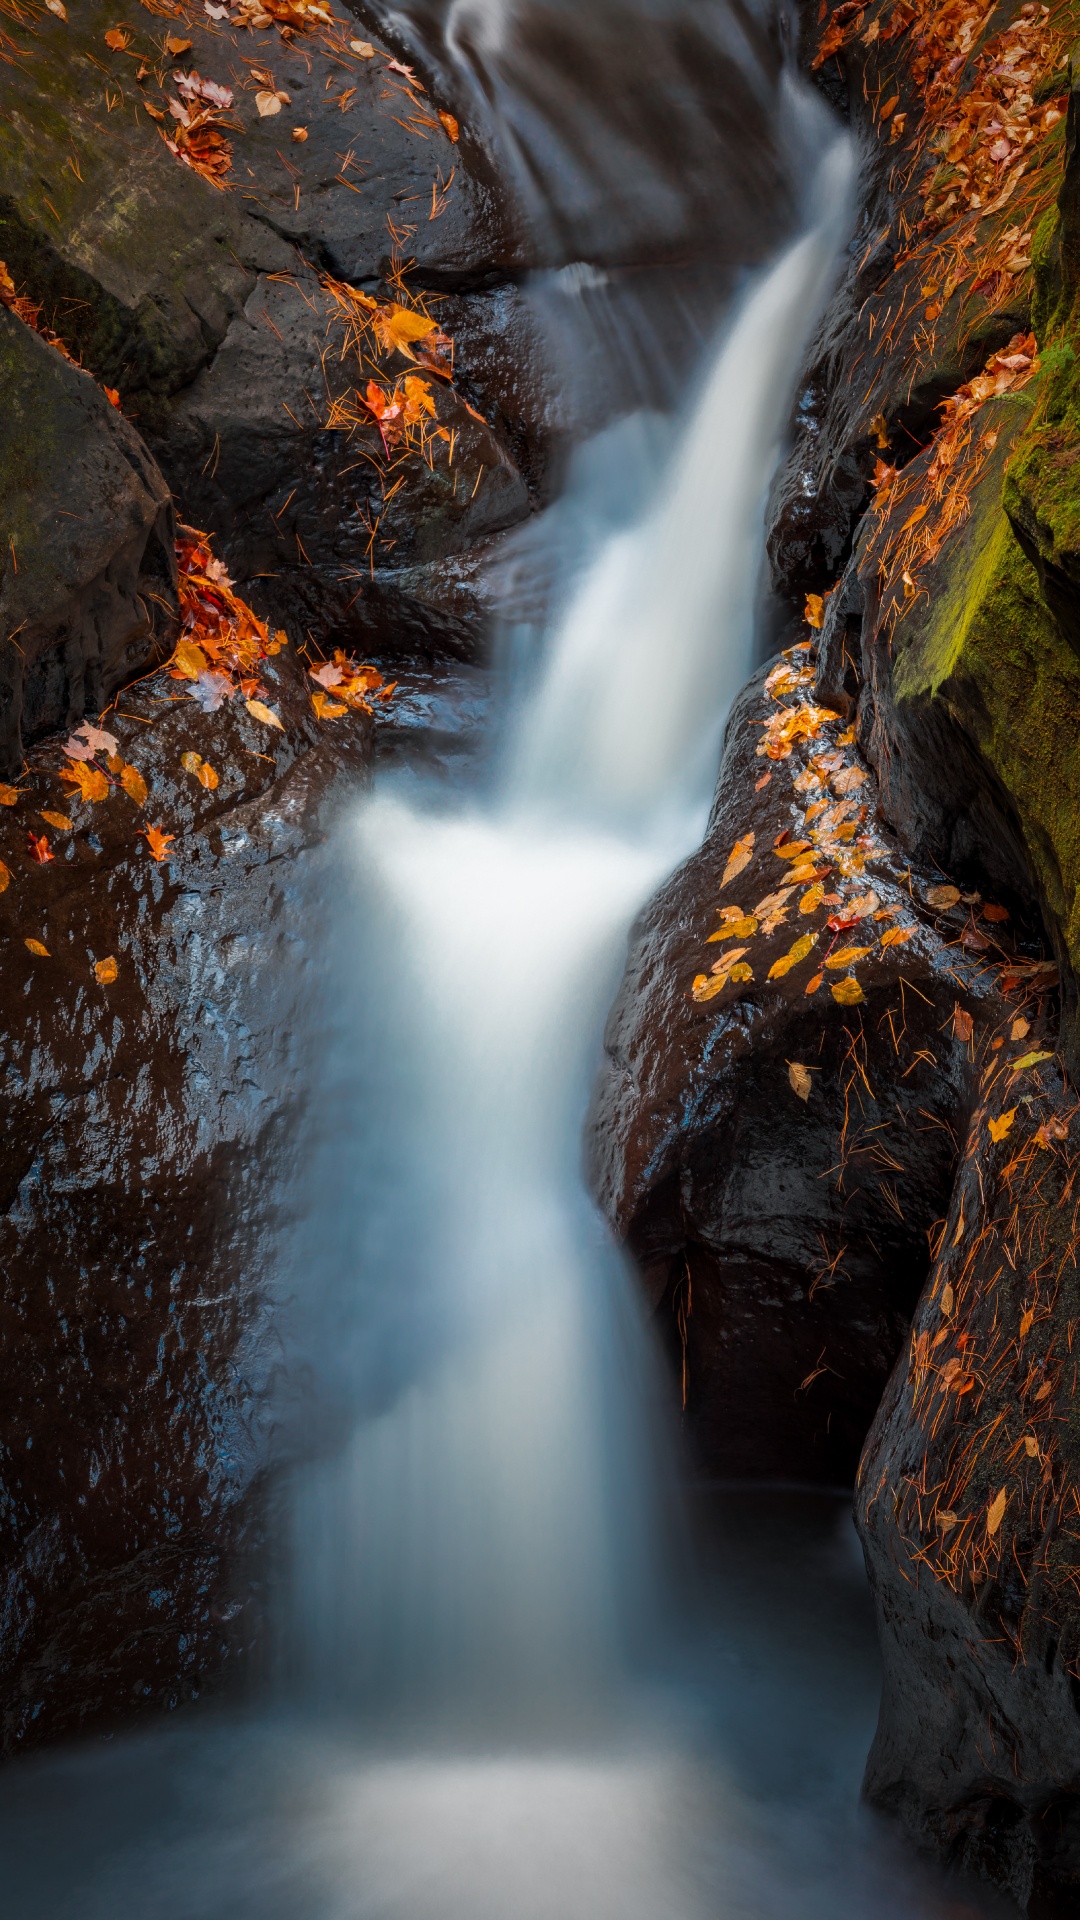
<box><xmin>165</xmin><ymin>34</ymin><xmax>192</xmax><ymax>53</ymax></box>
<box><xmin>196</xmin><ymin>760</ymin><xmax>219</xmax><ymax>790</ymax></box>
<box><xmin>142</xmin><ymin>826</ymin><xmax>174</xmax><ymax>861</ymax></box>
<box><xmin>65</xmin><ymin>721</ymin><xmax>119</xmax><ymax>759</ymax></box>
<box><xmin>710</xmin><ymin>945</ymin><xmax>749</xmax><ymax>976</ymax></box>
<box><xmin>788</xmin><ymin>1061</ymin><xmax>812</xmax><ymax>1101</ymax></box>
<box><xmin>804</xmin><ymin>592</ymin><xmax>825</xmax><ymax>628</ymax></box>
<box><xmin>1011</xmin><ymin>1017</ymin><xmax>1031</xmax><ymax>1042</ymax></box>
<box><xmin>104</xmin><ymin>26</ymin><xmax>130</xmax><ymax>49</ymax></box>
<box><xmin>120</xmin><ymin>763</ymin><xmax>148</xmax><ymax>805</ymax></box>
<box><xmin>171</xmin><ymin>639</ymin><xmax>209</xmax><ymax>681</ymax></box>
<box><xmin>245</xmin><ymin>698</ymin><xmax>284</xmax><ymax>730</ymax></box>
<box><xmin>1023</xmin><ymin>1436</ymin><xmax>1039</xmax><ymax>1459</ymax></box>
<box><xmin>46</xmin><ymin>0</ymin><xmax>67</xmax><ymax>15</ymax></box>
<box><xmin>0</xmin><ymin>783</ymin><xmax>18</xmax><ymax>804</ymax></box>
<box><xmin>311</xmin><ymin>690</ymin><xmax>347</xmax><ymax>720</ymax></box>
<box><xmin>826</xmin><ymin>945</ymin><xmax>872</xmax><ymax>969</ymax></box>
<box><xmin>986</xmin><ymin>1488</ymin><xmax>1008</xmax><ymax>1537</ymax></box>
<box><xmin>988</xmin><ymin>1109</ymin><xmax>1016</xmax><ymax>1143</ymax></box>
<box><xmin>24</xmin><ymin>938</ymin><xmax>49</xmax><ymax>956</ymax></box>
<box><xmin>27</xmin><ymin>832</ymin><xmax>52</xmax><ymax>864</ymax></box>
<box><xmin>371</xmin><ymin>303</ymin><xmax>439</xmax><ymax>361</ymax></box>
<box><xmin>349</xmin><ymin>38</ymin><xmax>375</xmax><ymax>55</ymax></box>
<box><xmin>1035</xmin><ymin>1115</ymin><xmax>1069</xmax><ymax>1149</ymax></box>
<box><xmin>983</xmin><ymin>902</ymin><xmax>1010</xmax><ymax>923</ymax></box>
<box><xmin>774</xmin><ymin>840</ymin><xmax>812</xmax><ymax>862</ymax></box>
<box><xmin>721</xmin><ymin>832</ymin><xmax>754</xmax><ymax>889</ymax></box>
<box><xmin>39</xmin><ymin>810</ymin><xmax>72</xmax><ymax>831</ymax></box>
<box><xmin>438</xmin><ymin>109</ymin><xmax>459</xmax><ymax>140</ymax></box>
<box><xmin>0</xmin><ymin>860</ymin><xmax>8</xmax><ymax>891</ymax></box>
<box><xmin>953</xmin><ymin>1005</ymin><xmax>974</xmax><ymax>1043</ymax></box>
<box><xmin>188</xmin><ymin>671</ymin><xmax>233</xmax><ymax>713</ymax></box>
<box><xmin>180</xmin><ymin>751</ymin><xmax>203</xmax><ymax>774</ymax></box>
<box><xmin>831</xmin><ymin>977</ymin><xmax>864</xmax><ymax>1005</ymax></box>
<box><xmin>94</xmin><ymin>956</ymin><xmax>118</xmax><ymax>984</ymax></box>
<box><xmin>927</xmin><ymin>884</ymin><xmax>961</xmax><ymax>909</ymax></box>
<box><xmin>1020</xmin><ymin>1307</ymin><xmax>1034</xmax><ymax>1338</ymax></box>
<box><xmin>941</xmin><ymin>1282</ymin><xmax>955</xmax><ymax>1315</ymax></box>
<box><xmin>59</xmin><ymin>761</ymin><xmax>110</xmax><ymax>803</ymax></box>
<box><xmin>292</xmin><ymin>125</ymin><xmax>308</xmax><ymax>141</ymax></box>
<box><xmin>881</xmin><ymin>925</ymin><xmax>914</xmax><ymax>948</ymax></box>
<box><xmin>386</xmin><ymin>56</ymin><xmax>423</xmax><ymax>87</ymax></box>
<box><xmin>805</xmin><ymin>971</ymin><xmax>823</xmax><ymax>995</ymax></box>
<box><xmin>831</xmin><ymin>765</ymin><xmax>867</xmax><ymax>796</ymax></box>
<box><xmin>708</xmin><ymin>913</ymin><xmax>757</xmax><ymax>942</ymax></box>
<box><xmin>938</xmin><ymin>1511</ymin><xmax>958</xmax><ymax>1531</ymax></box>
<box><xmin>1010</xmin><ymin>1050</ymin><xmax>1054</xmax><ymax>1073</ymax></box>
<box><xmin>799</xmin><ymin>883</ymin><xmax>825</xmax><ymax>914</ymax></box>
<box><xmin>768</xmin><ymin>933</ymin><xmax>817</xmax><ymax>980</ymax></box>
<box><xmin>256</xmin><ymin>90</ymin><xmax>283</xmax><ymax>115</ymax></box>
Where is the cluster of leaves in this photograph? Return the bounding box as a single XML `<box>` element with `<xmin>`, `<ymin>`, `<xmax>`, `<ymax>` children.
<box><xmin>872</xmin><ymin>330</ymin><xmax>1039</xmax><ymax>611</ymax></box>
<box><xmin>170</xmin><ymin>527</ymin><xmax>287</xmax><ymax>714</ymax></box>
<box><xmin>152</xmin><ymin>64</ymin><xmax>236</xmax><ymax>189</ymax></box>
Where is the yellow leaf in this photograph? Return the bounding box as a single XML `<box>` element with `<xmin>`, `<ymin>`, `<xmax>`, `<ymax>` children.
<box><xmin>768</xmin><ymin>933</ymin><xmax>817</xmax><ymax>980</ymax></box>
<box><xmin>774</xmin><ymin>840</ymin><xmax>811</xmax><ymax>861</ymax></box>
<box><xmin>24</xmin><ymin>938</ymin><xmax>49</xmax><ymax>956</ymax></box>
<box><xmin>721</xmin><ymin>832</ymin><xmax>754</xmax><ymax>889</ymax></box>
<box><xmin>804</xmin><ymin>592</ymin><xmax>824</xmax><ymax>628</ymax></box>
<box><xmin>986</xmin><ymin>1488</ymin><xmax>1007</xmax><ymax>1536</ymax></box>
<box><xmin>707</xmin><ymin>914</ymin><xmax>757</xmax><ymax>942</ymax></box>
<box><xmin>926</xmin><ymin>884</ymin><xmax>961</xmax><ymax>909</ymax></box>
<box><xmin>0</xmin><ymin>860</ymin><xmax>9</xmax><ymax>892</ymax></box>
<box><xmin>941</xmin><ymin>1282</ymin><xmax>954</xmax><ymax>1315</ymax></box>
<box><xmin>1009</xmin><ymin>1050</ymin><xmax>1053</xmax><ymax>1073</ymax></box>
<box><xmin>197</xmin><ymin>761</ymin><xmax>219</xmax><ymax>790</ymax></box>
<box><xmin>799</xmin><ymin>883</ymin><xmax>824</xmax><ymax>914</ymax></box>
<box><xmin>788</xmin><ymin>1061</ymin><xmax>812</xmax><ymax>1101</ymax></box>
<box><xmin>245</xmin><ymin>699</ymin><xmax>284</xmax><ymax>731</ymax></box>
<box><xmin>120</xmin><ymin>763</ymin><xmax>148</xmax><ymax>805</ymax></box>
<box><xmin>826</xmin><ymin>944</ymin><xmax>872</xmax><ymax>969</ymax></box>
<box><xmin>94</xmin><ymin>956</ymin><xmax>118</xmax><ymax>984</ymax></box>
<box><xmin>988</xmin><ymin>1109</ymin><xmax>1016</xmax><ymax>1142</ymax></box>
<box><xmin>39</xmin><ymin>810</ymin><xmax>72</xmax><ymax>831</ymax></box>
<box><xmin>312</xmin><ymin>690</ymin><xmax>347</xmax><ymax>721</ymax></box>
<box><xmin>181</xmin><ymin>752</ymin><xmax>203</xmax><ymax>774</ymax></box>
<box><xmin>831</xmin><ymin>765</ymin><xmax>867</xmax><ymax>796</ymax></box>
<box><xmin>372</xmin><ymin>303</ymin><xmax>439</xmax><ymax>360</ymax></box>
<box><xmin>831</xmin><ymin>977</ymin><xmax>864</xmax><ymax>1005</ymax></box>
<box><xmin>691</xmin><ymin>972</ymin><xmax>726</xmax><ymax>1003</ymax></box>
<box><xmin>727</xmin><ymin>962</ymin><xmax>753</xmax><ymax>984</ymax></box>
<box><xmin>171</xmin><ymin>639</ymin><xmax>208</xmax><ymax>681</ymax></box>
<box><xmin>881</xmin><ymin>925</ymin><xmax>913</xmax><ymax>948</ymax></box>
<box><xmin>0</xmin><ymin>783</ymin><xmax>19</xmax><ymax>804</ymax></box>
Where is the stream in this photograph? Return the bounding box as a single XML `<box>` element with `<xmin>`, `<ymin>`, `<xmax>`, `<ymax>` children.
<box><xmin>0</xmin><ymin>4</ymin><xmax>1017</xmax><ymax>1915</ymax></box>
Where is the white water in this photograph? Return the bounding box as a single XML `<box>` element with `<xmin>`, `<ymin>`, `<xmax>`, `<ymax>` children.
<box><xmin>289</xmin><ymin>134</ymin><xmax>856</xmax><ymax>1738</ymax></box>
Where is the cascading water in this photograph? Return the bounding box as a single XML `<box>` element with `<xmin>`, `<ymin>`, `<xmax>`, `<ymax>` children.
<box><xmin>287</xmin><ymin>131</ymin><xmax>856</xmax><ymax>1742</ymax></box>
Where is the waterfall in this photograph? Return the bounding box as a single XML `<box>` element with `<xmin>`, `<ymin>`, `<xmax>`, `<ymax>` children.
<box><xmin>288</xmin><ymin>132</ymin><xmax>855</xmax><ymax>1735</ymax></box>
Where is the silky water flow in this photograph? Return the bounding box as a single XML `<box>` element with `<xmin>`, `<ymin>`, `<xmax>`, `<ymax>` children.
<box><xmin>0</xmin><ymin>104</ymin><xmax>1012</xmax><ymax>1920</ymax></box>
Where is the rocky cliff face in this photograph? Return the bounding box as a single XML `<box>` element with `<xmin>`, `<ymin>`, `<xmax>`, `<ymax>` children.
<box><xmin>596</xmin><ymin>0</ymin><xmax>1080</xmax><ymax>1910</ymax></box>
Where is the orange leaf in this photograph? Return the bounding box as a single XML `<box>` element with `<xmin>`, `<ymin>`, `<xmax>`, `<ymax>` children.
<box><xmin>986</xmin><ymin>1488</ymin><xmax>1007</xmax><ymax>1536</ymax></box>
<box><xmin>197</xmin><ymin>761</ymin><xmax>219</xmax><ymax>790</ymax></box>
<box><xmin>926</xmin><ymin>884</ymin><xmax>960</xmax><ymax>908</ymax></box>
<box><xmin>0</xmin><ymin>860</ymin><xmax>9</xmax><ymax>892</ymax></box>
<box><xmin>988</xmin><ymin>1109</ymin><xmax>1016</xmax><ymax>1143</ymax></box>
<box><xmin>311</xmin><ymin>690</ymin><xmax>347</xmax><ymax>721</ymax></box>
<box><xmin>104</xmin><ymin>25</ymin><xmax>130</xmax><ymax>48</ymax></box>
<box><xmin>826</xmin><ymin>944</ymin><xmax>871</xmax><ymax>968</ymax></box>
<box><xmin>0</xmin><ymin>783</ymin><xmax>19</xmax><ymax>804</ymax></box>
<box><xmin>94</xmin><ymin>956</ymin><xmax>118</xmax><ymax>984</ymax></box>
<box><xmin>120</xmin><ymin>763</ymin><xmax>148</xmax><ymax>805</ymax></box>
<box><xmin>768</xmin><ymin>933</ymin><xmax>817</xmax><ymax>980</ymax></box>
<box><xmin>953</xmin><ymin>1005</ymin><xmax>974</xmax><ymax>1043</ymax></box>
<box><xmin>799</xmin><ymin>882</ymin><xmax>824</xmax><ymax>914</ymax></box>
<box><xmin>24</xmin><ymin>938</ymin><xmax>49</xmax><ymax>956</ymax></box>
<box><xmin>59</xmin><ymin>761</ymin><xmax>110</xmax><ymax>803</ymax></box>
<box><xmin>39</xmin><ymin>810</ymin><xmax>72</xmax><ymax>831</ymax></box>
<box><xmin>165</xmin><ymin>33</ymin><xmax>192</xmax><ymax>52</ymax></box>
<box><xmin>805</xmin><ymin>970</ymin><xmax>823</xmax><ymax>995</ymax></box>
<box><xmin>371</xmin><ymin>303</ymin><xmax>439</xmax><ymax>361</ymax></box>
<box><xmin>788</xmin><ymin>1061</ymin><xmax>812</xmax><ymax>1101</ymax></box>
<box><xmin>720</xmin><ymin>832</ymin><xmax>754</xmax><ymax>889</ymax></box>
<box><xmin>880</xmin><ymin>925</ymin><xmax>913</xmax><ymax>948</ymax></box>
<box><xmin>142</xmin><ymin>826</ymin><xmax>174</xmax><ymax>861</ymax></box>
<box><xmin>438</xmin><ymin>109</ymin><xmax>459</xmax><ymax>140</ymax></box>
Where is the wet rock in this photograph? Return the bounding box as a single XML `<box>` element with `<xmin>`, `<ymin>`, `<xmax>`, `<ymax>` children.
<box><xmin>0</xmin><ymin>645</ymin><xmax>373</xmax><ymax>1752</ymax></box>
<box><xmin>592</xmin><ymin>656</ymin><xmax>1007</xmax><ymax>1484</ymax></box>
<box><xmin>0</xmin><ymin>310</ymin><xmax>178</xmax><ymax>777</ymax></box>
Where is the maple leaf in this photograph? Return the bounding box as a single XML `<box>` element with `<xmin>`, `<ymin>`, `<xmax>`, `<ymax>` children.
<box><xmin>94</xmin><ymin>956</ymin><xmax>118</xmax><ymax>984</ymax></box>
<box><xmin>65</xmin><ymin>721</ymin><xmax>119</xmax><ymax>759</ymax></box>
<box><xmin>720</xmin><ymin>832</ymin><xmax>754</xmax><ymax>888</ymax></box>
<box><xmin>59</xmin><ymin>761</ymin><xmax>109</xmax><ymax>803</ymax></box>
<box><xmin>988</xmin><ymin>1109</ymin><xmax>1016</xmax><ymax>1143</ymax></box>
<box><xmin>171</xmin><ymin>639</ymin><xmax>209</xmax><ymax>681</ymax></box>
<box><xmin>27</xmin><ymin>832</ymin><xmax>53</xmax><ymax>864</ymax></box>
<box><xmin>142</xmin><ymin>826</ymin><xmax>174</xmax><ymax>861</ymax></box>
<box><xmin>104</xmin><ymin>26</ymin><xmax>131</xmax><ymax>49</ymax></box>
<box><xmin>188</xmin><ymin>672</ymin><xmax>233</xmax><ymax>712</ymax></box>
<box><xmin>371</xmin><ymin>304</ymin><xmax>438</xmax><ymax>362</ymax></box>
<box><xmin>310</xmin><ymin>661</ymin><xmax>344</xmax><ymax>689</ymax></box>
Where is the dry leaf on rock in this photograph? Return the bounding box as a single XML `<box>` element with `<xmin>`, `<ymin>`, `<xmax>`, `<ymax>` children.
<box><xmin>708</xmin><ymin>914</ymin><xmax>757</xmax><ymax>942</ymax></box>
<box><xmin>826</xmin><ymin>945</ymin><xmax>871</xmax><ymax>969</ymax></box>
<box><xmin>768</xmin><ymin>933</ymin><xmax>816</xmax><ymax>980</ymax></box>
<box><xmin>39</xmin><ymin>811</ymin><xmax>72</xmax><ymax>831</ymax></box>
<box><xmin>988</xmin><ymin>1109</ymin><xmax>1016</xmax><ymax>1142</ymax></box>
<box><xmin>1011</xmin><ymin>1017</ymin><xmax>1031</xmax><ymax>1041</ymax></box>
<box><xmin>0</xmin><ymin>861</ymin><xmax>9</xmax><ymax>892</ymax></box>
<box><xmin>59</xmin><ymin>762</ymin><xmax>109</xmax><ymax>803</ymax></box>
<box><xmin>350</xmin><ymin>37</ymin><xmax>375</xmax><ymax>54</ymax></box>
<box><xmin>986</xmin><ymin>1488</ymin><xmax>1008</xmax><ymax>1536</ymax></box>
<box><xmin>142</xmin><ymin>826</ymin><xmax>175</xmax><ymax>862</ymax></box>
<box><xmin>805</xmin><ymin>970</ymin><xmax>823</xmax><ymax>995</ymax></box>
<box><xmin>94</xmin><ymin>956</ymin><xmax>118</xmax><ymax>984</ymax></box>
<box><xmin>246</xmin><ymin>698</ymin><xmax>284</xmax><ymax>730</ymax></box>
<box><xmin>799</xmin><ymin>882</ymin><xmax>825</xmax><ymax>914</ymax></box>
<box><xmin>983</xmin><ymin>902</ymin><xmax>1010</xmax><ymax>922</ymax></box>
<box><xmin>927</xmin><ymin>884</ymin><xmax>961</xmax><ymax>909</ymax></box>
<box><xmin>0</xmin><ymin>784</ymin><xmax>19</xmax><ymax>804</ymax></box>
<box><xmin>256</xmin><ymin>89</ymin><xmax>285</xmax><ymax>114</ymax></box>
<box><xmin>24</xmin><ymin>939</ymin><xmax>49</xmax><ymax>956</ymax></box>
<box><xmin>104</xmin><ymin>26</ymin><xmax>130</xmax><ymax>48</ymax></box>
<box><xmin>166</xmin><ymin>34</ymin><xmax>192</xmax><ymax>52</ymax></box>
<box><xmin>881</xmin><ymin>925</ymin><xmax>914</xmax><ymax>948</ymax></box>
<box><xmin>721</xmin><ymin>832</ymin><xmax>754</xmax><ymax>889</ymax></box>
<box><xmin>953</xmin><ymin>1005</ymin><xmax>974</xmax><ymax>1043</ymax></box>
<box><xmin>311</xmin><ymin>690</ymin><xmax>347</xmax><ymax>721</ymax></box>
<box><xmin>1035</xmin><ymin>1115</ymin><xmax>1069</xmax><ymax>1149</ymax></box>
<box><xmin>65</xmin><ymin>722</ymin><xmax>118</xmax><ymax>759</ymax></box>
<box><xmin>438</xmin><ymin>110</ymin><xmax>459</xmax><ymax>140</ymax></box>
<box><xmin>788</xmin><ymin>1061</ymin><xmax>812</xmax><ymax>1101</ymax></box>
<box><xmin>120</xmin><ymin>764</ymin><xmax>148</xmax><ymax>805</ymax></box>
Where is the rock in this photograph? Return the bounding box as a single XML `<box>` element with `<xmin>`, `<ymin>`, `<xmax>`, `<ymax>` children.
<box><xmin>592</xmin><ymin>654</ymin><xmax>1010</xmax><ymax>1484</ymax></box>
<box><xmin>0</xmin><ymin>309</ymin><xmax>178</xmax><ymax>777</ymax></box>
<box><xmin>0</xmin><ymin>640</ymin><xmax>373</xmax><ymax>1753</ymax></box>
